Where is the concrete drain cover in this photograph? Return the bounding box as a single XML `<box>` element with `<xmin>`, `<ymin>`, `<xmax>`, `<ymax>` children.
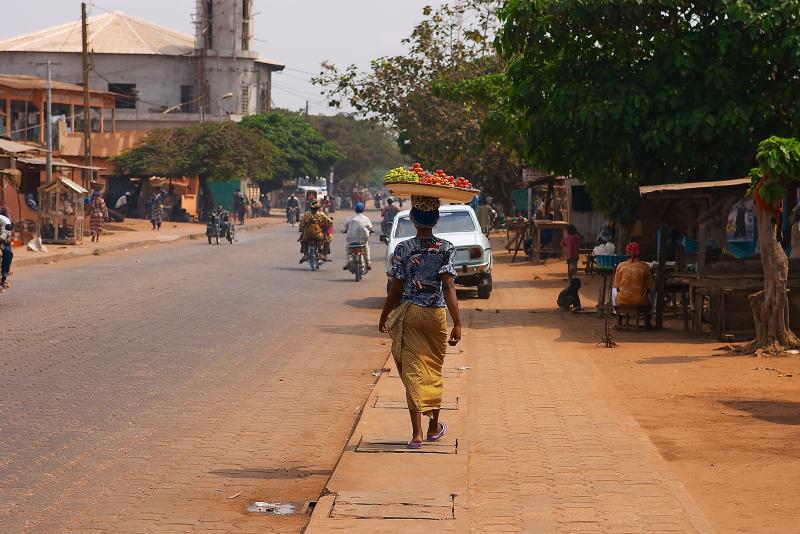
<box><xmin>330</xmin><ymin>492</ymin><xmax>456</xmax><ymax>520</ymax></box>
<box><xmin>355</xmin><ymin>436</ymin><xmax>458</xmax><ymax>454</ymax></box>
<box><xmin>246</xmin><ymin>502</ymin><xmax>295</xmax><ymax>515</ymax></box>
<box><xmin>373</xmin><ymin>396</ymin><xmax>459</xmax><ymax>411</ymax></box>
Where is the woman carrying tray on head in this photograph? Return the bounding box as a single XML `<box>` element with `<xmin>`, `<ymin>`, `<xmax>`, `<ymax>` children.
<box><xmin>379</xmin><ymin>194</ymin><xmax>462</xmax><ymax>449</ymax></box>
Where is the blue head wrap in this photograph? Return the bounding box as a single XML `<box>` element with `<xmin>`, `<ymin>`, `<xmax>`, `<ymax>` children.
<box><xmin>410</xmin><ymin>206</ymin><xmax>439</xmax><ymax>228</ymax></box>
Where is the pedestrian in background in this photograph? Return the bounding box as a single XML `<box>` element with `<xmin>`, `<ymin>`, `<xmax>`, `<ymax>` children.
<box><xmin>150</xmin><ymin>191</ymin><xmax>165</xmax><ymax>230</ymax></box>
<box><xmin>379</xmin><ymin>195</ymin><xmax>462</xmax><ymax>449</ymax></box>
<box><xmin>87</xmin><ymin>192</ymin><xmax>109</xmax><ymax>242</ymax></box>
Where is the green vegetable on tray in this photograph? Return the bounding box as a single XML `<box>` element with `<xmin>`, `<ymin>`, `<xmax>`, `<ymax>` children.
<box><xmin>384</xmin><ymin>167</ymin><xmax>419</xmax><ymax>183</ymax></box>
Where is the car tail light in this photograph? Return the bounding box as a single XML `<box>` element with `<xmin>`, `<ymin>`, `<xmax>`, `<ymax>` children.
<box><xmin>469</xmin><ymin>247</ymin><xmax>482</xmax><ymax>260</ymax></box>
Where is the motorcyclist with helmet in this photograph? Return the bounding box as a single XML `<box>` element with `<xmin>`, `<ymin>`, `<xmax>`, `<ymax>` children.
<box><xmin>343</xmin><ymin>202</ymin><xmax>373</xmax><ymax>271</ymax></box>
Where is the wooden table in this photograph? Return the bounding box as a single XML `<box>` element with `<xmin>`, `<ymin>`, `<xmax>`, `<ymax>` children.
<box><xmin>595</xmin><ymin>268</ymin><xmax>615</xmax><ymax>317</ymax></box>
<box><xmin>667</xmin><ymin>271</ymin><xmax>800</xmax><ymax>339</ymax></box>
<box><xmin>531</xmin><ymin>220</ymin><xmax>569</xmax><ymax>261</ymax></box>
<box><xmin>506</xmin><ymin>223</ymin><xmax>531</xmax><ymax>262</ymax></box>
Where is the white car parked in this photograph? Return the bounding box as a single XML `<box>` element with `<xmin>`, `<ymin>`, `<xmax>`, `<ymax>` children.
<box><xmin>385</xmin><ymin>204</ymin><xmax>493</xmax><ymax>299</ymax></box>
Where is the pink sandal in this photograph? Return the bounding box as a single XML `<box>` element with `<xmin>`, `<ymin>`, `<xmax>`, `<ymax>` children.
<box><xmin>427</xmin><ymin>421</ymin><xmax>447</xmax><ymax>442</ymax></box>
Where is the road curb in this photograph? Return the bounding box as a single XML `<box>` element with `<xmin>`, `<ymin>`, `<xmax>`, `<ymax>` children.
<box><xmin>13</xmin><ymin>221</ymin><xmax>273</xmax><ymax>268</ymax></box>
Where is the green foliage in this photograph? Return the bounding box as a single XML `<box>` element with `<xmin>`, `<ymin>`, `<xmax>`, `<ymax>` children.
<box><xmin>240</xmin><ymin>111</ymin><xmax>342</xmax><ymax>180</ymax></box>
<box><xmin>499</xmin><ymin>0</ymin><xmax>800</xmax><ymax>223</ymax></box>
<box><xmin>112</xmin><ymin>122</ymin><xmax>284</xmax><ymax>182</ymax></box>
<box><xmin>307</xmin><ymin>113</ymin><xmax>407</xmax><ymax>190</ymax></box>
<box><xmin>314</xmin><ymin>1</ymin><xmax>522</xmax><ymax>207</ymax></box>
<box><xmin>752</xmin><ymin>136</ymin><xmax>800</xmax><ymax>203</ymax></box>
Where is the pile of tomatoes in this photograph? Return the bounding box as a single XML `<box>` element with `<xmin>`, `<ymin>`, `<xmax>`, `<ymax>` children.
<box><xmin>410</xmin><ymin>163</ymin><xmax>473</xmax><ymax>190</ymax></box>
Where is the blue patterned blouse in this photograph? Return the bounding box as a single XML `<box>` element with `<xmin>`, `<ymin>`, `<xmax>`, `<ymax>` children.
<box><xmin>391</xmin><ymin>237</ymin><xmax>457</xmax><ymax>308</ymax></box>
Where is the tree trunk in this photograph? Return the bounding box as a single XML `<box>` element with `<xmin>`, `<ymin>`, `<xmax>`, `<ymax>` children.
<box><xmin>199</xmin><ymin>175</ymin><xmax>214</xmax><ymax>221</ymax></box>
<box><xmin>738</xmin><ymin>202</ymin><xmax>800</xmax><ymax>354</ymax></box>
<box><xmin>616</xmin><ymin>224</ymin><xmax>631</xmax><ymax>253</ymax></box>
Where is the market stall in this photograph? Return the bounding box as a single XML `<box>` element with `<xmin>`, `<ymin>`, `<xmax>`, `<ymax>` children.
<box><xmin>38</xmin><ymin>177</ymin><xmax>88</xmax><ymax>244</ymax></box>
<box><xmin>637</xmin><ymin>178</ymin><xmax>770</xmax><ymax>336</ymax></box>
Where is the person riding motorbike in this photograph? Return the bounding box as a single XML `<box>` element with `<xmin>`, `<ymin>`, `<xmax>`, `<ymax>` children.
<box><xmin>299</xmin><ymin>200</ymin><xmax>333</xmax><ymax>263</ymax></box>
<box><xmin>210</xmin><ymin>205</ymin><xmax>232</xmax><ymax>236</ymax></box>
<box><xmin>285</xmin><ymin>194</ymin><xmax>300</xmax><ymax>224</ymax></box>
<box><xmin>0</xmin><ymin>206</ymin><xmax>14</xmax><ymax>289</ymax></box>
<box><xmin>343</xmin><ymin>202</ymin><xmax>374</xmax><ymax>271</ymax></box>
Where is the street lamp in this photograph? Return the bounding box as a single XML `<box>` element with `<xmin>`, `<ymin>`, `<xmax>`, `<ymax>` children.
<box><xmin>218</xmin><ymin>92</ymin><xmax>235</xmax><ymax>121</ymax></box>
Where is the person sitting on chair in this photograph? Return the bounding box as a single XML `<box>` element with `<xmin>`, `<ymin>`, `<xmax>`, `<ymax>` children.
<box><xmin>613</xmin><ymin>242</ymin><xmax>654</xmax><ymax>325</ymax></box>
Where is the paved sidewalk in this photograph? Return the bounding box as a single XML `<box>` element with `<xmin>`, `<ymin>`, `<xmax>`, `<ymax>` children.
<box><xmin>11</xmin><ymin>215</ymin><xmax>276</xmax><ymax>268</ymax></box>
<box><xmin>307</xmin><ymin>256</ymin><xmax>716</xmax><ymax>533</ymax></box>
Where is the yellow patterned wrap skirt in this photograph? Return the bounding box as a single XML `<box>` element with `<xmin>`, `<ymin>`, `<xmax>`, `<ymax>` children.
<box><xmin>387</xmin><ymin>301</ymin><xmax>448</xmax><ymax>414</ymax></box>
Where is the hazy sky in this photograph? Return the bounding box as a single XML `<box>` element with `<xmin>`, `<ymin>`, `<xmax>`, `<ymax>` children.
<box><xmin>0</xmin><ymin>0</ymin><xmax>448</xmax><ymax>114</ymax></box>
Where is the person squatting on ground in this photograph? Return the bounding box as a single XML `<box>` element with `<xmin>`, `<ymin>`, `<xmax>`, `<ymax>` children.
<box><xmin>343</xmin><ymin>202</ymin><xmax>373</xmax><ymax>270</ymax></box>
<box><xmin>561</xmin><ymin>224</ymin><xmax>582</xmax><ymax>280</ymax></box>
<box><xmin>0</xmin><ymin>206</ymin><xmax>13</xmax><ymax>289</ymax></box>
<box><xmin>87</xmin><ymin>192</ymin><xmax>109</xmax><ymax>242</ymax></box>
<box><xmin>557</xmin><ymin>277</ymin><xmax>582</xmax><ymax>312</ymax></box>
<box><xmin>379</xmin><ymin>195</ymin><xmax>462</xmax><ymax>449</ymax></box>
<box><xmin>299</xmin><ymin>200</ymin><xmax>333</xmax><ymax>263</ymax></box>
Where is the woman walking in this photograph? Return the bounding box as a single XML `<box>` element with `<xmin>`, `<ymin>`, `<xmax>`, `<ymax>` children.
<box><xmin>379</xmin><ymin>195</ymin><xmax>462</xmax><ymax>449</ymax></box>
<box><xmin>87</xmin><ymin>192</ymin><xmax>108</xmax><ymax>242</ymax></box>
<box><xmin>150</xmin><ymin>192</ymin><xmax>165</xmax><ymax>230</ymax></box>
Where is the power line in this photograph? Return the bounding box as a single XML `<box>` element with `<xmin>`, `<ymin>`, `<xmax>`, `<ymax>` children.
<box><xmin>284</xmin><ymin>67</ymin><xmax>322</xmax><ymax>77</ymax></box>
<box><xmin>271</xmin><ymin>82</ymin><xmax>324</xmax><ymax>100</ymax></box>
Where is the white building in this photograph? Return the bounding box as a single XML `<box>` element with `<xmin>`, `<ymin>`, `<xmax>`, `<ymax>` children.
<box><xmin>0</xmin><ymin>0</ymin><xmax>284</xmax><ymax>132</ymax></box>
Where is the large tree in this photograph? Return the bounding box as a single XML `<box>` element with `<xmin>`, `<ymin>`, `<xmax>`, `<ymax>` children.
<box><xmin>498</xmin><ymin>0</ymin><xmax>800</xmax><ymax>223</ymax></box>
<box><xmin>240</xmin><ymin>111</ymin><xmax>342</xmax><ymax>182</ymax></box>
<box><xmin>112</xmin><ymin>122</ymin><xmax>284</xmax><ymax>215</ymax></box>
<box><xmin>308</xmin><ymin>113</ymin><xmax>407</xmax><ymax>191</ymax></box>
<box><xmin>314</xmin><ymin>1</ymin><xmax>522</xmax><ymax>210</ymax></box>
<box><xmin>740</xmin><ymin>136</ymin><xmax>800</xmax><ymax>354</ymax></box>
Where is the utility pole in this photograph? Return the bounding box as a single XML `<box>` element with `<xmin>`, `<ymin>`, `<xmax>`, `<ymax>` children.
<box><xmin>81</xmin><ymin>2</ymin><xmax>93</xmax><ymax>181</ymax></box>
<box><xmin>35</xmin><ymin>60</ymin><xmax>60</xmax><ymax>183</ymax></box>
<box><xmin>45</xmin><ymin>60</ymin><xmax>53</xmax><ymax>184</ymax></box>
<box><xmin>305</xmin><ymin>100</ymin><xmax>309</xmax><ymax>118</ymax></box>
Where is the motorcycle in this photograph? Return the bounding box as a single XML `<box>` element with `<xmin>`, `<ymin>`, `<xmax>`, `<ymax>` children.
<box><xmin>307</xmin><ymin>239</ymin><xmax>322</xmax><ymax>271</ymax></box>
<box><xmin>287</xmin><ymin>206</ymin><xmax>300</xmax><ymax>226</ymax></box>
<box><xmin>0</xmin><ymin>222</ymin><xmax>12</xmax><ymax>292</ymax></box>
<box><xmin>206</xmin><ymin>211</ymin><xmax>235</xmax><ymax>244</ymax></box>
<box><xmin>347</xmin><ymin>243</ymin><xmax>368</xmax><ymax>282</ymax></box>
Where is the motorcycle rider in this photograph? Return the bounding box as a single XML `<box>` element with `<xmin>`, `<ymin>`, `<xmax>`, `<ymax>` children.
<box><xmin>285</xmin><ymin>193</ymin><xmax>300</xmax><ymax>224</ymax></box>
<box><xmin>299</xmin><ymin>200</ymin><xmax>333</xmax><ymax>263</ymax></box>
<box><xmin>0</xmin><ymin>206</ymin><xmax>14</xmax><ymax>289</ymax></box>
<box><xmin>343</xmin><ymin>202</ymin><xmax>373</xmax><ymax>271</ymax></box>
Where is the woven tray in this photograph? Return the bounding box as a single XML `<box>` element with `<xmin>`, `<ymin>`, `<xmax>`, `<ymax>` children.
<box><xmin>385</xmin><ymin>182</ymin><xmax>478</xmax><ymax>203</ymax></box>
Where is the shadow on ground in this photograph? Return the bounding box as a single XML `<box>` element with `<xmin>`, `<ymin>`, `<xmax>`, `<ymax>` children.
<box><xmin>346</xmin><ymin>297</ymin><xmax>386</xmax><ymax>310</ymax></box>
<box><xmin>210</xmin><ymin>467</ymin><xmax>333</xmax><ymax>479</ymax></box>
<box><xmin>720</xmin><ymin>399</ymin><xmax>800</xmax><ymax>425</ymax></box>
